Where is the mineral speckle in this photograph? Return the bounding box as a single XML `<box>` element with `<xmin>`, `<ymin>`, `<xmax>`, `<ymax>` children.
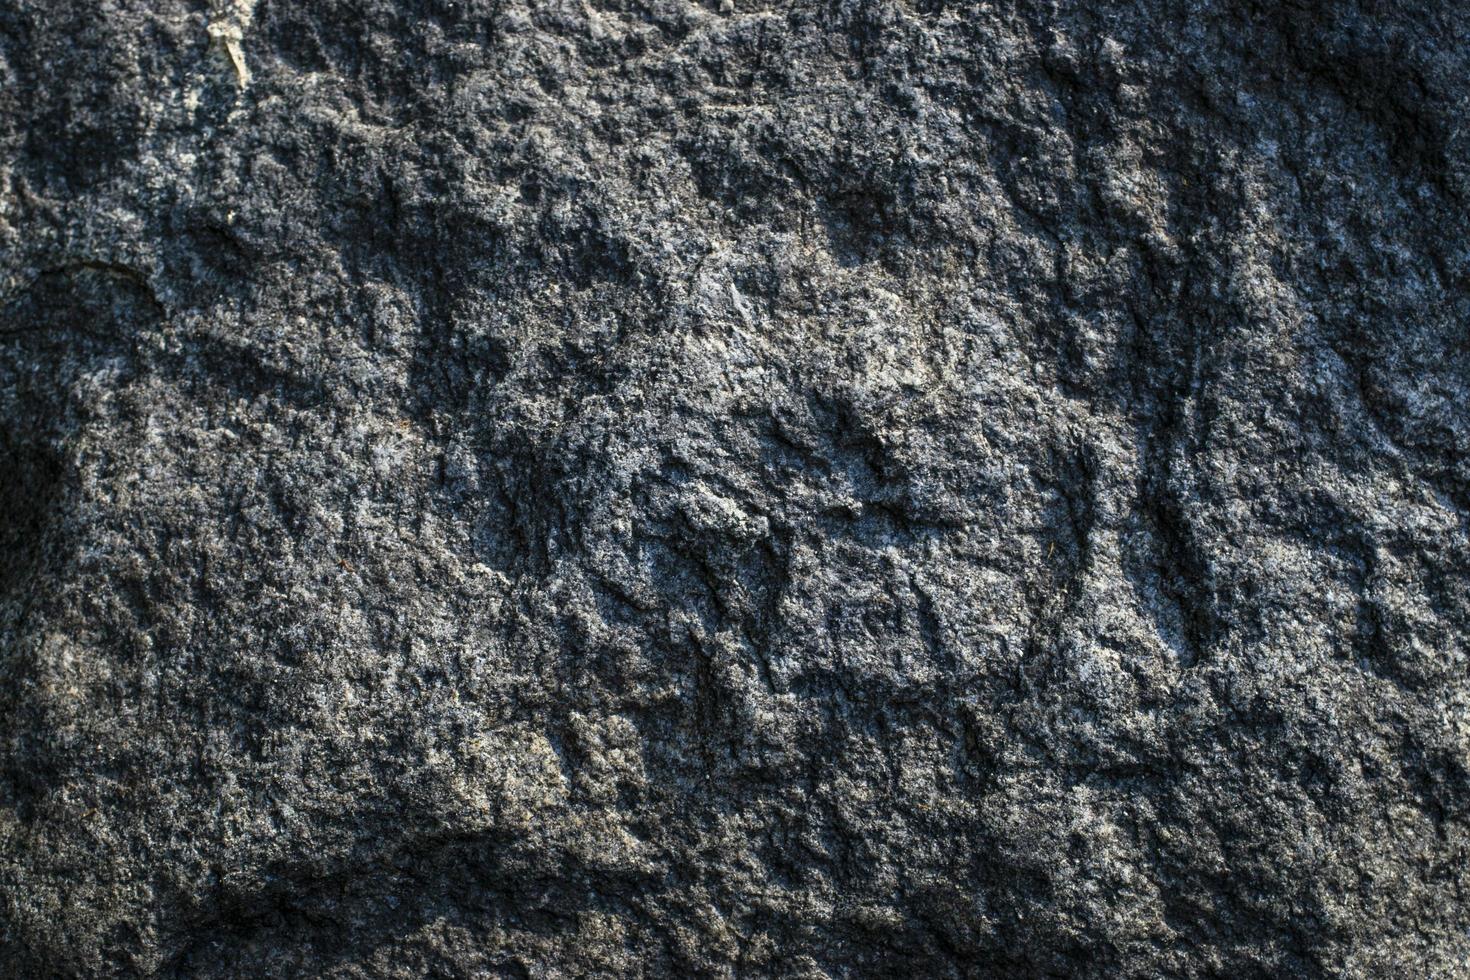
<box><xmin>1</xmin><ymin>1</ymin><xmax>1468</xmax><ymax>976</ymax></box>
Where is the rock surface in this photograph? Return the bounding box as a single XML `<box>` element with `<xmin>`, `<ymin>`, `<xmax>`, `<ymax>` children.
<box><xmin>2</xmin><ymin>1</ymin><xmax>1469</xmax><ymax>976</ymax></box>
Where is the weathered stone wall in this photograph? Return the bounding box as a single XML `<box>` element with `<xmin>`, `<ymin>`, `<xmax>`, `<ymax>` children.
<box><xmin>1</xmin><ymin>1</ymin><xmax>1467</xmax><ymax>975</ymax></box>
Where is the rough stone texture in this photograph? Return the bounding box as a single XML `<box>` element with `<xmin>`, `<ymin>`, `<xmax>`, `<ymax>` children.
<box><xmin>2</xmin><ymin>1</ymin><xmax>1468</xmax><ymax>976</ymax></box>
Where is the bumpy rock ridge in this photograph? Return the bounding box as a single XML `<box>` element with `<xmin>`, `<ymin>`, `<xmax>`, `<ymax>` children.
<box><xmin>1</xmin><ymin>1</ymin><xmax>1468</xmax><ymax>976</ymax></box>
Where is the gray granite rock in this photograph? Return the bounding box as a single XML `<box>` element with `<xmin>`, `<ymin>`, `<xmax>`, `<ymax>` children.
<box><xmin>2</xmin><ymin>1</ymin><xmax>1468</xmax><ymax>976</ymax></box>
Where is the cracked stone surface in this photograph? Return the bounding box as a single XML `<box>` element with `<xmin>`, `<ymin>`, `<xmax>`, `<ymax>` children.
<box><xmin>2</xmin><ymin>1</ymin><xmax>1469</xmax><ymax>976</ymax></box>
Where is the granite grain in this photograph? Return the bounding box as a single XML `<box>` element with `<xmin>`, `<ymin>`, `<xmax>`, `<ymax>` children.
<box><xmin>1</xmin><ymin>1</ymin><xmax>1468</xmax><ymax>976</ymax></box>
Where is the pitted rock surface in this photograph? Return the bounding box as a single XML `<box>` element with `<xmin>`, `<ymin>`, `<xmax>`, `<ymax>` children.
<box><xmin>2</xmin><ymin>1</ymin><xmax>1468</xmax><ymax>977</ymax></box>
